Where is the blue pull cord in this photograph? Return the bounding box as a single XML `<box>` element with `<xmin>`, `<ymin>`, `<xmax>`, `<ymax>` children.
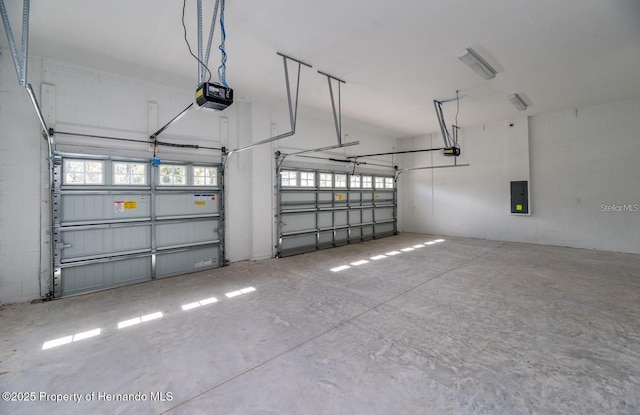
<box><xmin>217</xmin><ymin>0</ymin><xmax>229</xmax><ymax>88</ymax></box>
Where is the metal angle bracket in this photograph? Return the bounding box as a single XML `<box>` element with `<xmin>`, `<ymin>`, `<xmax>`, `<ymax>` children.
<box><xmin>318</xmin><ymin>71</ymin><xmax>346</xmax><ymax>146</ymax></box>
<box><xmin>434</xmin><ymin>93</ymin><xmax>465</xmax><ymax>151</ymax></box>
<box><xmin>226</xmin><ymin>52</ymin><xmax>312</xmax><ymax>157</ymax></box>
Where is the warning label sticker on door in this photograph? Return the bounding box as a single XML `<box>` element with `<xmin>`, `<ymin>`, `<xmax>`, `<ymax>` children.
<box><xmin>115</xmin><ymin>200</ymin><xmax>138</xmax><ymax>212</ymax></box>
<box><xmin>194</xmin><ymin>194</ymin><xmax>215</xmax><ymax>206</ymax></box>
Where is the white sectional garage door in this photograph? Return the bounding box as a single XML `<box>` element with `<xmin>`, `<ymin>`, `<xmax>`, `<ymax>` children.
<box><xmin>52</xmin><ymin>153</ymin><xmax>223</xmax><ymax>297</ymax></box>
<box><xmin>277</xmin><ymin>168</ymin><xmax>396</xmax><ymax>257</ymax></box>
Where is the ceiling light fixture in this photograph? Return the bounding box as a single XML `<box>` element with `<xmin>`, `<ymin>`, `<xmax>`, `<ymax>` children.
<box><xmin>507</xmin><ymin>93</ymin><xmax>528</xmax><ymax>111</ymax></box>
<box><xmin>456</xmin><ymin>48</ymin><xmax>496</xmax><ymax>80</ymax></box>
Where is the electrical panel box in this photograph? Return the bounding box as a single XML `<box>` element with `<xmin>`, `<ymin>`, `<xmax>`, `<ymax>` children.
<box><xmin>510</xmin><ymin>181</ymin><xmax>529</xmax><ymax>214</ymax></box>
<box><xmin>195</xmin><ymin>83</ymin><xmax>233</xmax><ymax>111</ymax></box>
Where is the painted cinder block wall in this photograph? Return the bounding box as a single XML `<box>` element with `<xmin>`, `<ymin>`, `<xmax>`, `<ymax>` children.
<box><xmin>0</xmin><ymin>50</ymin><xmax>44</xmax><ymax>304</ymax></box>
<box><xmin>398</xmin><ymin>99</ymin><xmax>640</xmax><ymax>254</ymax></box>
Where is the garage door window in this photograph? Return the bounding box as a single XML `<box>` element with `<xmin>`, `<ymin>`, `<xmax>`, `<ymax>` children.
<box><xmin>319</xmin><ymin>173</ymin><xmax>333</xmax><ymax>188</ymax></box>
<box><xmin>335</xmin><ymin>174</ymin><xmax>347</xmax><ymax>188</ymax></box>
<box><xmin>350</xmin><ymin>175</ymin><xmax>361</xmax><ymax>188</ymax></box>
<box><xmin>113</xmin><ymin>162</ymin><xmax>147</xmax><ymax>185</ymax></box>
<box><xmin>362</xmin><ymin>175</ymin><xmax>372</xmax><ymax>188</ymax></box>
<box><xmin>159</xmin><ymin>165</ymin><xmax>187</xmax><ymax>186</ymax></box>
<box><xmin>63</xmin><ymin>159</ymin><xmax>105</xmax><ymax>185</ymax></box>
<box><xmin>281</xmin><ymin>171</ymin><xmax>298</xmax><ymax>187</ymax></box>
<box><xmin>193</xmin><ymin>166</ymin><xmax>217</xmax><ymax>186</ymax></box>
<box><xmin>300</xmin><ymin>172</ymin><xmax>315</xmax><ymax>187</ymax></box>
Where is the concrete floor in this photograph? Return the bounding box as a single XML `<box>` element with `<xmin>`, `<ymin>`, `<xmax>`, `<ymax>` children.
<box><xmin>1</xmin><ymin>233</ymin><xmax>639</xmax><ymax>414</ymax></box>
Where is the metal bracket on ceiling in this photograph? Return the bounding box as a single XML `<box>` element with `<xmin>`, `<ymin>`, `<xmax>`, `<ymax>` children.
<box><xmin>433</xmin><ymin>92</ymin><xmax>465</xmax><ymax>150</ymax></box>
<box><xmin>226</xmin><ymin>52</ymin><xmax>312</xmax><ymax>158</ymax></box>
<box><xmin>318</xmin><ymin>71</ymin><xmax>346</xmax><ymax>145</ymax></box>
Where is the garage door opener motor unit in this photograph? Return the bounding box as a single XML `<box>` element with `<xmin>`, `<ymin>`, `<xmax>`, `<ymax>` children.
<box><xmin>196</xmin><ymin>82</ymin><xmax>233</xmax><ymax>111</ymax></box>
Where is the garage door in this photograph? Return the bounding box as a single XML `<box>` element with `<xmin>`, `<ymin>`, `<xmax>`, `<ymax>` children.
<box><xmin>277</xmin><ymin>168</ymin><xmax>396</xmax><ymax>257</ymax></box>
<box><xmin>52</xmin><ymin>153</ymin><xmax>223</xmax><ymax>297</ymax></box>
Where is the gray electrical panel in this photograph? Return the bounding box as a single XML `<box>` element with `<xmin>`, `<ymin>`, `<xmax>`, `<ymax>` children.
<box><xmin>510</xmin><ymin>181</ymin><xmax>529</xmax><ymax>214</ymax></box>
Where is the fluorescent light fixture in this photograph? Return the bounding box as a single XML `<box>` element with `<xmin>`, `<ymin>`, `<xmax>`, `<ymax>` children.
<box><xmin>507</xmin><ymin>93</ymin><xmax>528</xmax><ymax>111</ymax></box>
<box><xmin>456</xmin><ymin>48</ymin><xmax>496</xmax><ymax>80</ymax></box>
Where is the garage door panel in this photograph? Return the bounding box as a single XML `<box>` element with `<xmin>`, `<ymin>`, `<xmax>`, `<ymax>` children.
<box><xmin>375</xmin><ymin>222</ymin><xmax>395</xmax><ymax>236</ymax></box>
<box><xmin>155</xmin><ymin>193</ymin><xmax>219</xmax><ymax>217</ymax></box>
<box><xmin>349</xmin><ymin>210</ymin><xmax>362</xmax><ymax>225</ymax></box>
<box><xmin>61</xmin><ymin>194</ymin><xmax>150</xmax><ymax>224</ymax></box>
<box><xmin>281</xmin><ymin>192</ymin><xmax>315</xmax><ymax>204</ymax></box>
<box><xmin>281</xmin><ymin>234</ymin><xmax>316</xmax><ymax>253</ymax></box>
<box><xmin>156</xmin><ymin>219</ymin><xmax>219</xmax><ymax>249</ymax></box>
<box><xmin>318</xmin><ymin>192</ymin><xmax>333</xmax><ymax>202</ymax></box>
<box><xmin>374</xmin><ymin>191</ymin><xmax>394</xmax><ymax>202</ymax></box>
<box><xmin>282</xmin><ymin>213</ymin><xmax>315</xmax><ymax>233</ymax></box>
<box><xmin>334</xmin><ymin>211</ymin><xmax>348</xmax><ymax>226</ymax></box>
<box><xmin>60</xmin><ymin>225</ymin><xmax>151</xmax><ymax>261</ymax></box>
<box><xmin>375</xmin><ymin>207</ymin><xmax>395</xmax><ymax>221</ymax></box>
<box><xmin>61</xmin><ymin>257</ymin><xmax>151</xmax><ymax>296</ymax></box>
<box><xmin>278</xmin><ymin>169</ymin><xmax>396</xmax><ymax>256</ymax></box>
<box><xmin>335</xmin><ymin>229</ymin><xmax>349</xmax><ymax>243</ymax></box>
<box><xmin>156</xmin><ymin>246</ymin><xmax>221</xmax><ymax>279</ymax></box>
<box><xmin>53</xmin><ymin>155</ymin><xmax>224</xmax><ymax>297</ymax></box>
<box><xmin>318</xmin><ymin>231</ymin><xmax>333</xmax><ymax>245</ymax></box>
<box><xmin>318</xmin><ymin>212</ymin><xmax>332</xmax><ymax>228</ymax></box>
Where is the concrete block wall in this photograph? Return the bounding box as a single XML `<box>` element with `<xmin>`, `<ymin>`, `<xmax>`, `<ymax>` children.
<box><xmin>398</xmin><ymin>99</ymin><xmax>640</xmax><ymax>254</ymax></box>
<box><xmin>0</xmin><ymin>51</ymin><xmax>44</xmax><ymax>304</ymax></box>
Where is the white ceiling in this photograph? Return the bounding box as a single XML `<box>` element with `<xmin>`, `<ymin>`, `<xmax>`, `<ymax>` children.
<box><xmin>3</xmin><ymin>0</ymin><xmax>640</xmax><ymax>138</ymax></box>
